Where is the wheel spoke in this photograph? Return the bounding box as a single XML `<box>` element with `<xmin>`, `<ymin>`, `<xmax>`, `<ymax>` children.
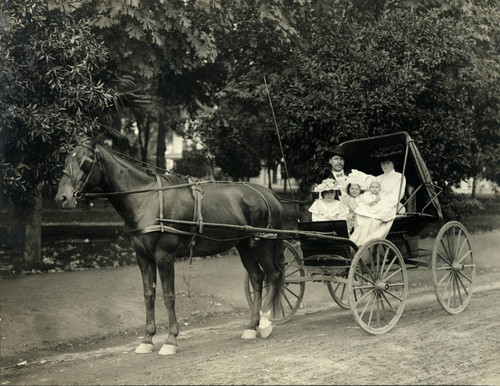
<box><xmin>282</xmin><ymin>292</ymin><xmax>294</xmax><ymax>310</ymax></box>
<box><xmin>454</xmin><ymin>275</ymin><xmax>464</xmax><ymax>305</ymax></box>
<box><xmin>456</xmin><ymin>233</ymin><xmax>467</xmax><ymax>261</ymax></box>
<box><xmin>383</xmin><ymin>268</ymin><xmax>403</xmax><ymax>282</ymax></box>
<box><xmin>445</xmin><ymin>272</ymin><xmax>454</xmax><ymax>308</ymax></box>
<box><xmin>380</xmin><ymin>247</ymin><xmax>390</xmax><ymax>278</ymax></box>
<box><xmin>380</xmin><ymin>294</ymin><xmax>389</xmax><ymax>322</ymax></box>
<box><xmin>367</xmin><ymin>293</ymin><xmax>377</xmax><ymax>326</ymax></box>
<box><xmin>384</xmin><ymin>288</ymin><xmax>403</xmax><ymax>302</ymax></box>
<box><xmin>438</xmin><ymin>270</ymin><xmax>452</xmax><ymax>286</ymax></box>
<box><xmin>455</xmin><ymin>229</ymin><xmax>462</xmax><ymax>258</ymax></box>
<box><xmin>380</xmin><ymin>291</ymin><xmax>398</xmax><ymax>314</ymax></box>
<box><xmin>456</xmin><ymin>274</ymin><xmax>469</xmax><ymax>297</ymax></box>
<box><xmin>440</xmin><ymin>238</ymin><xmax>453</xmax><ymax>263</ymax></box>
<box><xmin>284</xmin><ymin>268</ymin><xmax>302</xmax><ymax>278</ymax></box>
<box><xmin>387</xmin><ymin>282</ymin><xmax>405</xmax><ymax>288</ymax></box>
<box><xmin>435</xmin><ymin>266</ymin><xmax>453</xmax><ymax>271</ymax></box>
<box><xmin>355</xmin><ymin>271</ymin><xmax>375</xmax><ymax>285</ymax></box>
<box><xmin>354</xmin><ymin>288</ymin><xmax>375</xmax><ymax>306</ymax></box>
<box><xmin>358</xmin><ymin>291</ymin><xmax>375</xmax><ymax>316</ymax></box>
<box><xmin>457</xmin><ymin>270</ymin><xmax>473</xmax><ymax>284</ymax></box>
<box><xmin>456</xmin><ymin>250</ymin><xmax>472</xmax><ymax>265</ymax></box>
<box><xmin>382</xmin><ymin>254</ymin><xmax>398</xmax><ymax>279</ymax></box>
<box><xmin>360</xmin><ymin>258</ymin><xmax>376</xmax><ymax>282</ymax></box>
<box><xmin>437</xmin><ymin>250</ymin><xmax>452</xmax><ymax>266</ymax></box>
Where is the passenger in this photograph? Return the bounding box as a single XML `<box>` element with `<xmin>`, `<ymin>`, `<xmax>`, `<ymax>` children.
<box><xmin>309</xmin><ymin>178</ymin><xmax>349</xmax><ymax>222</ymax></box>
<box><xmin>340</xmin><ymin>169</ymin><xmax>371</xmax><ymax>232</ymax></box>
<box><xmin>322</xmin><ymin>145</ymin><xmax>350</xmax><ymax>199</ymax></box>
<box><xmin>350</xmin><ymin>145</ymin><xmax>406</xmax><ymax>246</ymax></box>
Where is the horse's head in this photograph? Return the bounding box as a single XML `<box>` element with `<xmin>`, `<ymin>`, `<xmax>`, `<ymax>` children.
<box><xmin>55</xmin><ymin>140</ymin><xmax>101</xmax><ymax>209</ymax></box>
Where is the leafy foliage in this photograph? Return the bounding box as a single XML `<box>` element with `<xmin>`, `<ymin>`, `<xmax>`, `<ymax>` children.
<box><xmin>172</xmin><ymin>149</ymin><xmax>210</xmax><ymax>178</ymax></box>
<box><xmin>274</xmin><ymin>4</ymin><xmax>479</xmax><ymax>190</ymax></box>
<box><xmin>0</xmin><ymin>0</ymin><xmax>115</xmax><ymax>207</ymax></box>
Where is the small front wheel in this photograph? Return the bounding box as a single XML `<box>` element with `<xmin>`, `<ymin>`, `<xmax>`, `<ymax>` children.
<box><xmin>432</xmin><ymin>221</ymin><xmax>475</xmax><ymax>314</ymax></box>
<box><xmin>244</xmin><ymin>240</ymin><xmax>306</xmax><ymax>324</ymax></box>
<box><xmin>348</xmin><ymin>239</ymin><xmax>408</xmax><ymax>335</ymax></box>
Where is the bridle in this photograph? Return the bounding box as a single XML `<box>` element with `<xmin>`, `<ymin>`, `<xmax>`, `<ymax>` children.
<box><xmin>62</xmin><ymin>142</ymin><xmax>99</xmax><ymax>199</ymax></box>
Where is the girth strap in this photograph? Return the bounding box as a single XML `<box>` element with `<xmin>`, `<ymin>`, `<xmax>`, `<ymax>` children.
<box><xmin>156</xmin><ymin>175</ymin><xmax>165</xmax><ymax>232</ymax></box>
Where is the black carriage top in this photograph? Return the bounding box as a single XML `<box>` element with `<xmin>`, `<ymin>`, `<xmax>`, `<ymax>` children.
<box><xmin>336</xmin><ymin>131</ymin><xmax>443</xmax><ymax>221</ymax></box>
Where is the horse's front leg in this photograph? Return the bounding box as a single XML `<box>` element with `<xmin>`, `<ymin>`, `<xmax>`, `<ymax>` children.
<box><xmin>156</xmin><ymin>248</ymin><xmax>179</xmax><ymax>355</ymax></box>
<box><xmin>135</xmin><ymin>249</ymin><xmax>157</xmax><ymax>354</ymax></box>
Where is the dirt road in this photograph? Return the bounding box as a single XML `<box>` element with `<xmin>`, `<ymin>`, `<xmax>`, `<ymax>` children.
<box><xmin>1</xmin><ymin>232</ymin><xmax>500</xmax><ymax>385</ymax></box>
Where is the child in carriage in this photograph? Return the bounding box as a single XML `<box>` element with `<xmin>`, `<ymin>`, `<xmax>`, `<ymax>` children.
<box><xmin>309</xmin><ymin>178</ymin><xmax>348</xmax><ymax>222</ymax></box>
<box><xmin>355</xmin><ymin>178</ymin><xmax>395</xmax><ymax>222</ymax></box>
<box><xmin>340</xmin><ymin>170</ymin><xmax>370</xmax><ymax>232</ymax></box>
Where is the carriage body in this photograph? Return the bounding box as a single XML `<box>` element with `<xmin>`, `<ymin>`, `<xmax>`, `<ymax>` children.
<box><xmin>246</xmin><ymin>132</ymin><xmax>475</xmax><ymax>334</ymax></box>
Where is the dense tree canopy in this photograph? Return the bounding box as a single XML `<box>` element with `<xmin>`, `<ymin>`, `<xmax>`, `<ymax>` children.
<box><xmin>0</xmin><ymin>0</ymin><xmax>116</xmax><ymax>207</ymax></box>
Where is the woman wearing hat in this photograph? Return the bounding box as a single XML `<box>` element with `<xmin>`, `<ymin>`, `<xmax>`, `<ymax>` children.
<box><xmin>309</xmin><ymin>178</ymin><xmax>349</xmax><ymax>222</ymax></box>
<box><xmin>350</xmin><ymin>145</ymin><xmax>406</xmax><ymax>246</ymax></box>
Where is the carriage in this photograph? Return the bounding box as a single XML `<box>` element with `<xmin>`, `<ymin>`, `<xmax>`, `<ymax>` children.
<box><xmin>244</xmin><ymin>131</ymin><xmax>475</xmax><ymax>335</ymax></box>
<box><xmin>56</xmin><ymin>131</ymin><xmax>474</xmax><ymax>355</ymax></box>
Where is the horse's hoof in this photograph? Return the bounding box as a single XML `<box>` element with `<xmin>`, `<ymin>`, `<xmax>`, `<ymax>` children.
<box><xmin>158</xmin><ymin>344</ymin><xmax>177</xmax><ymax>356</ymax></box>
<box><xmin>241</xmin><ymin>329</ymin><xmax>258</xmax><ymax>340</ymax></box>
<box><xmin>135</xmin><ymin>343</ymin><xmax>154</xmax><ymax>354</ymax></box>
<box><xmin>260</xmin><ymin>324</ymin><xmax>273</xmax><ymax>339</ymax></box>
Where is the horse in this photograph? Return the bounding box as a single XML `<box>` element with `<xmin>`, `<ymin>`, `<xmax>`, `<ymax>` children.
<box><xmin>55</xmin><ymin>137</ymin><xmax>285</xmax><ymax>355</ymax></box>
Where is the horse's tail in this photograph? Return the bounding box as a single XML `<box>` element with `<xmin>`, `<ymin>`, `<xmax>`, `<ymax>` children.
<box><xmin>271</xmin><ymin>238</ymin><xmax>286</xmax><ymax>319</ymax></box>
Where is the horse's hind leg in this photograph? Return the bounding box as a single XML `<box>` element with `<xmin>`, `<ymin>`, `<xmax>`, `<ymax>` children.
<box><xmin>253</xmin><ymin>240</ymin><xmax>284</xmax><ymax>338</ymax></box>
<box><xmin>237</xmin><ymin>243</ymin><xmax>263</xmax><ymax>340</ymax></box>
<box><xmin>135</xmin><ymin>250</ymin><xmax>157</xmax><ymax>354</ymax></box>
<box><xmin>156</xmin><ymin>248</ymin><xmax>179</xmax><ymax>355</ymax></box>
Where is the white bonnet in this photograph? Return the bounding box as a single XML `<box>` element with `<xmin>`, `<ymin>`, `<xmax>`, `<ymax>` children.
<box><xmin>346</xmin><ymin>169</ymin><xmax>374</xmax><ymax>191</ymax></box>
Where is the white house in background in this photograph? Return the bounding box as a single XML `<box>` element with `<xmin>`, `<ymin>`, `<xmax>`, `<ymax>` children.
<box><xmin>452</xmin><ymin>178</ymin><xmax>498</xmax><ymax>195</ymax></box>
<box><xmin>165</xmin><ymin>131</ymin><xmax>185</xmax><ymax>171</ymax></box>
<box><xmin>163</xmin><ymin>130</ymin><xmax>298</xmax><ymax>191</ymax></box>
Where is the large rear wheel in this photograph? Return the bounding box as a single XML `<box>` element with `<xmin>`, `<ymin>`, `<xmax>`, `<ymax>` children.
<box><xmin>348</xmin><ymin>239</ymin><xmax>408</xmax><ymax>335</ymax></box>
<box><xmin>244</xmin><ymin>240</ymin><xmax>306</xmax><ymax>324</ymax></box>
<box><xmin>432</xmin><ymin>221</ymin><xmax>475</xmax><ymax>314</ymax></box>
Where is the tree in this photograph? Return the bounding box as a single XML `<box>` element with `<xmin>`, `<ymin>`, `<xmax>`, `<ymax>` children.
<box><xmin>272</xmin><ymin>2</ymin><xmax>479</xmax><ymax>192</ymax></box>
<box><xmin>0</xmin><ymin>0</ymin><xmax>116</xmax><ymax>265</ymax></box>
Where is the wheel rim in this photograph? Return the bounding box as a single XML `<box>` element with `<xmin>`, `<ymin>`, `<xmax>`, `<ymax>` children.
<box><xmin>327</xmin><ymin>271</ymin><xmax>350</xmax><ymax>309</ymax></box>
<box><xmin>348</xmin><ymin>239</ymin><xmax>408</xmax><ymax>335</ymax></box>
<box><xmin>244</xmin><ymin>240</ymin><xmax>306</xmax><ymax>324</ymax></box>
<box><xmin>432</xmin><ymin>221</ymin><xmax>474</xmax><ymax>315</ymax></box>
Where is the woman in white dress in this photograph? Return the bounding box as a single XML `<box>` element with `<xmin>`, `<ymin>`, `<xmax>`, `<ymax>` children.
<box><xmin>350</xmin><ymin>146</ymin><xmax>406</xmax><ymax>246</ymax></box>
<box><xmin>309</xmin><ymin>178</ymin><xmax>349</xmax><ymax>221</ymax></box>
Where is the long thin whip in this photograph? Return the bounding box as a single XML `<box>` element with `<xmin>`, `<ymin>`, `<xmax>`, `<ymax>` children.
<box><xmin>263</xmin><ymin>76</ymin><xmax>299</xmax><ymax>221</ymax></box>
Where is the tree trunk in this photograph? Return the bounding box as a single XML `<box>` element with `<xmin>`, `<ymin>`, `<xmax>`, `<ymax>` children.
<box><xmin>471</xmin><ymin>177</ymin><xmax>477</xmax><ymax>199</ymax></box>
<box><xmin>23</xmin><ymin>191</ymin><xmax>42</xmax><ymax>267</ymax></box>
<box><xmin>156</xmin><ymin>111</ymin><xmax>167</xmax><ymax>171</ymax></box>
<box><xmin>267</xmin><ymin>166</ymin><xmax>272</xmax><ymax>190</ymax></box>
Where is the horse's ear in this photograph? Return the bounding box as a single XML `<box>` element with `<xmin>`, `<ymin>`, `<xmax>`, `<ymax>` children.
<box><xmin>79</xmin><ymin>155</ymin><xmax>94</xmax><ymax>173</ymax></box>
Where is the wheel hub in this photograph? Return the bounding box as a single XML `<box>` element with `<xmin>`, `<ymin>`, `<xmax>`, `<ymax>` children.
<box><xmin>452</xmin><ymin>262</ymin><xmax>465</xmax><ymax>271</ymax></box>
<box><xmin>375</xmin><ymin>280</ymin><xmax>389</xmax><ymax>292</ymax></box>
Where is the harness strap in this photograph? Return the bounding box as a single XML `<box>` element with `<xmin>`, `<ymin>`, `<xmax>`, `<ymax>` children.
<box><xmin>156</xmin><ymin>175</ymin><xmax>165</xmax><ymax>232</ymax></box>
<box><xmin>187</xmin><ymin>180</ymin><xmax>204</xmax><ymax>262</ymax></box>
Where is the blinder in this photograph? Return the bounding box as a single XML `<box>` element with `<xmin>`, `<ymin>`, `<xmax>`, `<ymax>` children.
<box><xmin>79</xmin><ymin>155</ymin><xmax>95</xmax><ymax>174</ymax></box>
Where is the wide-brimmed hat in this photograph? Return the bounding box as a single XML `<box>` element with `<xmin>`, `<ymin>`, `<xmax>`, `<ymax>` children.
<box><xmin>327</xmin><ymin>145</ymin><xmax>345</xmax><ymax>158</ymax></box>
<box><xmin>371</xmin><ymin>144</ymin><xmax>405</xmax><ymax>161</ymax></box>
<box><xmin>313</xmin><ymin>178</ymin><xmax>341</xmax><ymax>194</ymax></box>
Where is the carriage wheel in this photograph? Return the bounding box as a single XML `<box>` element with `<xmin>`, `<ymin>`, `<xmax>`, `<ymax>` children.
<box><xmin>432</xmin><ymin>221</ymin><xmax>475</xmax><ymax>315</ymax></box>
<box><xmin>348</xmin><ymin>239</ymin><xmax>408</xmax><ymax>335</ymax></box>
<box><xmin>244</xmin><ymin>240</ymin><xmax>305</xmax><ymax>324</ymax></box>
<box><xmin>326</xmin><ymin>270</ymin><xmax>350</xmax><ymax>310</ymax></box>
